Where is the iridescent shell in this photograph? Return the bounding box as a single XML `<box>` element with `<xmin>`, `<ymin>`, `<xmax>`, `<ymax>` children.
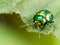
<box><xmin>37</xmin><ymin>10</ymin><xmax>53</xmax><ymax>22</ymax></box>
<box><xmin>33</xmin><ymin>15</ymin><xmax>46</xmax><ymax>25</ymax></box>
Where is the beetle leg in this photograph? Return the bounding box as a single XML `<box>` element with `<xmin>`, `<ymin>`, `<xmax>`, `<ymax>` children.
<box><xmin>37</xmin><ymin>25</ymin><xmax>41</xmax><ymax>38</ymax></box>
<box><xmin>47</xmin><ymin>23</ymin><xmax>54</xmax><ymax>34</ymax></box>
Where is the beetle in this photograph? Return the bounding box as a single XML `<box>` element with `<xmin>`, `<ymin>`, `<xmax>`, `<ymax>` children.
<box><xmin>33</xmin><ymin>10</ymin><xmax>54</xmax><ymax>37</ymax></box>
<box><xmin>33</xmin><ymin>10</ymin><xmax>54</xmax><ymax>29</ymax></box>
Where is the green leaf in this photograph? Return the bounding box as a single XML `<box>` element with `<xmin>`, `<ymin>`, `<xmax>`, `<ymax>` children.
<box><xmin>18</xmin><ymin>0</ymin><xmax>60</xmax><ymax>39</ymax></box>
<box><xmin>0</xmin><ymin>0</ymin><xmax>60</xmax><ymax>39</ymax></box>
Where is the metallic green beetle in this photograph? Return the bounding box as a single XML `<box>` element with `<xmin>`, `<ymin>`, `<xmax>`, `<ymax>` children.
<box><xmin>33</xmin><ymin>10</ymin><xmax>54</xmax><ymax>36</ymax></box>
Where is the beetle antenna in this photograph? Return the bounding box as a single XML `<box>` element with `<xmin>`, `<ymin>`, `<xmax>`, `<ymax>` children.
<box><xmin>19</xmin><ymin>23</ymin><xmax>34</xmax><ymax>28</ymax></box>
<box><xmin>19</xmin><ymin>24</ymin><xmax>30</xmax><ymax>28</ymax></box>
